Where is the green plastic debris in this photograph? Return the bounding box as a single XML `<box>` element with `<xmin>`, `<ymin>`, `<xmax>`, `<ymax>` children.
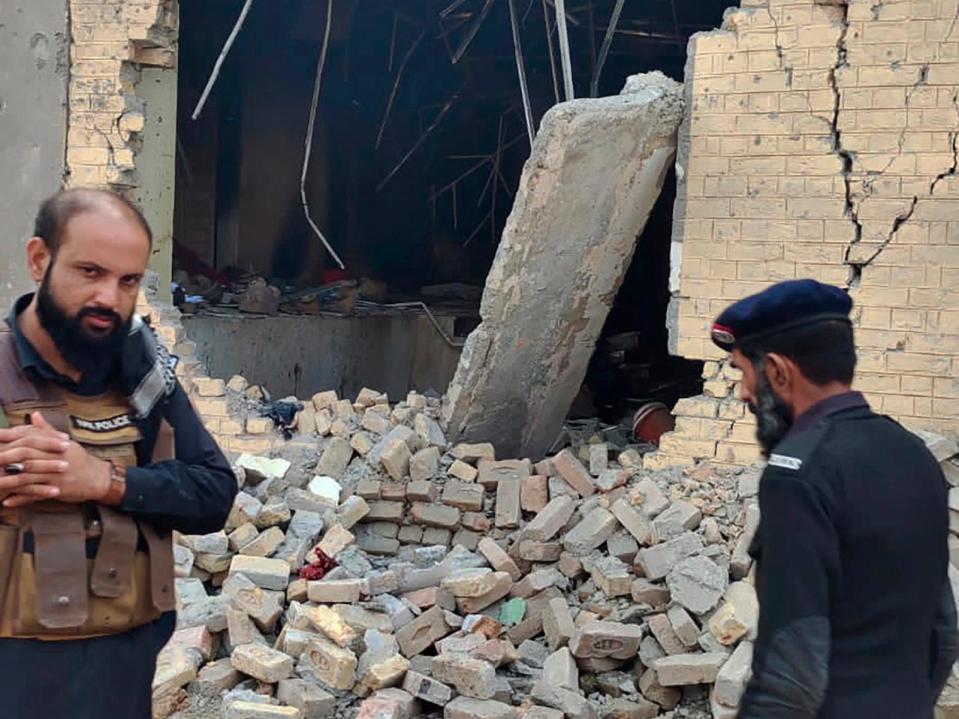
<box><xmin>500</xmin><ymin>597</ymin><xmax>526</xmax><ymax>626</ymax></box>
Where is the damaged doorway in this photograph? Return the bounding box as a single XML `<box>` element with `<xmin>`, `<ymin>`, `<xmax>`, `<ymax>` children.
<box><xmin>173</xmin><ymin>0</ymin><xmax>725</xmax><ymax>410</ymax></box>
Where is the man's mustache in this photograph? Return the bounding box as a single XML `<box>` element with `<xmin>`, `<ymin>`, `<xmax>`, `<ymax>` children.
<box><xmin>77</xmin><ymin>307</ymin><xmax>122</xmax><ymax>325</ymax></box>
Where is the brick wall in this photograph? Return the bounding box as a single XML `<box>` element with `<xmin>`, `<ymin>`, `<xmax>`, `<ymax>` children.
<box><xmin>649</xmin><ymin>0</ymin><xmax>959</xmax><ymax>468</ymax></box>
<box><xmin>66</xmin><ymin>0</ymin><xmax>177</xmax><ymax>190</ymax></box>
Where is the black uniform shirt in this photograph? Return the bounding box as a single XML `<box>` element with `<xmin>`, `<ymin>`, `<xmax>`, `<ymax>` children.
<box><xmin>5</xmin><ymin>296</ymin><xmax>237</xmax><ymax>536</ymax></box>
<box><xmin>739</xmin><ymin>391</ymin><xmax>958</xmax><ymax>719</ymax></box>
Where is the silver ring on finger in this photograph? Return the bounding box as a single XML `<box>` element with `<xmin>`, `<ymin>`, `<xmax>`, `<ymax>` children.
<box><xmin>4</xmin><ymin>463</ymin><xmax>25</xmax><ymax>476</ymax></box>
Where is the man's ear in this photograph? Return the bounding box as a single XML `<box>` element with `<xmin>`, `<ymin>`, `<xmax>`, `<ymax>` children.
<box><xmin>25</xmin><ymin>237</ymin><xmax>51</xmax><ymax>284</ymax></box>
<box><xmin>764</xmin><ymin>352</ymin><xmax>792</xmax><ymax>394</ymax></box>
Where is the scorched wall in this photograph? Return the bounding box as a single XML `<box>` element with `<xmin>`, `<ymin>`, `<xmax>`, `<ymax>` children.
<box><xmin>649</xmin><ymin>0</ymin><xmax>959</xmax><ymax>469</ymax></box>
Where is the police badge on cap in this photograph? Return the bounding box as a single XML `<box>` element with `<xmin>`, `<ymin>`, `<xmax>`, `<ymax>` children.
<box><xmin>711</xmin><ymin>279</ymin><xmax>853</xmax><ymax>351</ymax></box>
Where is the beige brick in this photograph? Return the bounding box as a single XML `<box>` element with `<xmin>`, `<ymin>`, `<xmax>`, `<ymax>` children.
<box><xmin>933</xmin><ymin>399</ymin><xmax>959</xmax><ymax>417</ymax></box>
<box><xmin>221</xmin><ymin>418</ymin><xmax>244</xmax><ymax>436</ymax></box>
<box><xmin>914</xmin><ymin>398</ymin><xmax>934</xmax><ymax>417</ymax></box>
<box><xmin>737</xmin><ymin>261</ymin><xmax>795</xmax><ymax>281</ymax></box>
<box><xmin>903</xmin><ymin>375</ymin><xmax>935</xmax><ymax>395</ymax></box>
<box><xmin>718</xmin><ymin>401</ymin><xmax>745</xmax><ymax>425</ymax></box>
<box><xmin>795</xmin><ymin>24</ymin><xmax>843</xmax><ymax>48</ymax></box>
<box><xmin>891</xmin><ymin>309</ymin><xmax>926</xmax><ymax>330</ymax></box>
<box><xmin>856</xmin><ymin>373</ymin><xmax>901</xmax><ymax>393</ymax></box>
<box><xmin>67</xmin><ymin>147</ymin><xmax>111</xmax><ymax>165</ymax></box>
<box><xmin>702</xmin><ymin>380</ymin><xmax>730</xmax><ymax>398</ymax></box>
<box><xmin>934</xmin><ymin>377</ymin><xmax>959</xmax><ymax>399</ymax></box>
<box><xmin>67</xmin><ymin>164</ymin><xmax>109</xmax><ymax>186</ymax></box>
<box><xmin>715</xmin><ymin>441</ymin><xmax>763</xmax><ymax>465</ymax></box>
<box><xmin>673</xmin><ymin>397</ymin><xmax>720</xmax><ymax>419</ymax></box>
<box><xmin>884</xmin><ymin>394</ymin><xmax>916</xmax><ymax>415</ymax></box>
<box><xmin>246</xmin><ymin>417</ymin><xmax>273</xmax><ymax>435</ymax></box>
<box><xmin>886</xmin><ymin>352</ymin><xmax>951</xmax><ymax>374</ymax></box>
<box><xmin>727</xmin><ymin>242</ymin><xmax>783</xmax><ymax>261</ymax></box>
<box><xmin>859</xmin><ymin>307</ymin><xmax>892</xmax><ymax>329</ymax></box>
<box><xmin>697</xmin><ymin>418</ymin><xmax>734</xmax><ymax>441</ymax></box>
<box><xmin>691</xmin><ymin>32</ymin><xmax>738</xmax><ymax>55</ymax></box>
<box><xmin>657</xmin><ymin>435</ymin><xmax>717</xmax><ymax>460</ymax></box>
<box><xmin>194</xmin><ymin>398</ymin><xmax>230</xmax><ymax>417</ymax></box>
<box><xmin>728</xmin><ymin>422</ymin><xmax>759</xmax><ymax>444</ymax></box>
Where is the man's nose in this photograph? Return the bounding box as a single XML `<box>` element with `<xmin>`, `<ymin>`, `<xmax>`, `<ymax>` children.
<box><xmin>737</xmin><ymin>383</ymin><xmax>753</xmax><ymax>405</ymax></box>
<box><xmin>92</xmin><ymin>280</ymin><xmax>120</xmax><ymax>309</ymax></box>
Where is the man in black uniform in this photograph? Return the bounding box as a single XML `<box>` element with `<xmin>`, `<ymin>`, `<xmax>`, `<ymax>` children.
<box><xmin>709</xmin><ymin>279</ymin><xmax>958</xmax><ymax>719</ymax></box>
<box><xmin>0</xmin><ymin>189</ymin><xmax>237</xmax><ymax>717</ymax></box>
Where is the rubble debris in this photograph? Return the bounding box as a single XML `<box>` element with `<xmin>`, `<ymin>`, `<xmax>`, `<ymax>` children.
<box><xmin>165</xmin><ymin>380</ymin><xmax>934</xmax><ymax>719</ymax></box>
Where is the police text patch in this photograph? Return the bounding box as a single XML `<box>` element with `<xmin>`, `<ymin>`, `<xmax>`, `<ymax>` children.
<box><xmin>768</xmin><ymin>453</ymin><xmax>802</xmax><ymax>470</ymax></box>
<box><xmin>70</xmin><ymin>413</ymin><xmax>133</xmax><ymax>434</ymax></box>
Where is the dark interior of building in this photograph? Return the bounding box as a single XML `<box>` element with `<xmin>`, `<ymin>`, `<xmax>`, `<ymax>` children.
<box><xmin>173</xmin><ymin>0</ymin><xmax>729</xmax><ymax>427</ymax></box>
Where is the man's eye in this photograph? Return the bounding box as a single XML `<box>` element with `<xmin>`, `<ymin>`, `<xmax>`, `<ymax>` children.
<box><xmin>80</xmin><ymin>267</ymin><xmax>98</xmax><ymax>277</ymax></box>
<box><xmin>121</xmin><ymin>276</ymin><xmax>141</xmax><ymax>288</ymax></box>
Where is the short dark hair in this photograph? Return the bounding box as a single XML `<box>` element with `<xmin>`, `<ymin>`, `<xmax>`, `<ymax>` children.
<box><xmin>33</xmin><ymin>188</ymin><xmax>153</xmax><ymax>255</ymax></box>
<box><xmin>740</xmin><ymin>319</ymin><xmax>856</xmax><ymax>386</ymax></box>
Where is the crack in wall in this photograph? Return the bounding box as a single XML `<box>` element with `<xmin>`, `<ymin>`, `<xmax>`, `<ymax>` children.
<box><xmin>861</xmin><ymin>64</ymin><xmax>929</xmax><ymax>199</ymax></box>
<box><xmin>66</xmin><ymin>0</ymin><xmax>175</xmax><ymax>192</ymax></box>
<box><xmin>853</xmin><ymin>195</ymin><xmax>919</xmax><ymax>269</ymax></box>
<box><xmin>947</xmin><ymin>0</ymin><xmax>959</xmax><ymax>41</ymax></box>
<box><xmin>931</xmin><ymin>132</ymin><xmax>959</xmax><ymax>194</ymax></box>
<box><xmin>826</xmin><ymin>3</ymin><xmax>865</xmax><ymax>287</ymax></box>
<box><xmin>831</xmin><ymin>10</ymin><xmax>949</xmax><ymax>285</ymax></box>
<box><xmin>852</xmin><ymin>84</ymin><xmax>959</xmax><ymax>275</ymax></box>
<box><xmin>763</xmin><ymin>3</ymin><xmax>793</xmax><ymax>87</ymax></box>
<box><xmin>851</xmin><ymin>94</ymin><xmax>958</xmax><ymax>275</ymax></box>
<box><xmin>930</xmin><ymin>91</ymin><xmax>959</xmax><ymax>195</ymax></box>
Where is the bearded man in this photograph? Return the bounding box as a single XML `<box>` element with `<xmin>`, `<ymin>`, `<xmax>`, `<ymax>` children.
<box><xmin>709</xmin><ymin>279</ymin><xmax>958</xmax><ymax>719</ymax></box>
<box><xmin>0</xmin><ymin>188</ymin><xmax>236</xmax><ymax>717</ymax></box>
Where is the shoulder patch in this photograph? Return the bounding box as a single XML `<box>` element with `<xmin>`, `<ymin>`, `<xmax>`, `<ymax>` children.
<box><xmin>768</xmin><ymin>453</ymin><xmax>803</xmax><ymax>471</ymax></box>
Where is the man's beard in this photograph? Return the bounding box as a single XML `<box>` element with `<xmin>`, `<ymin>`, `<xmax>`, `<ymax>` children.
<box><xmin>36</xmin><ymin>268</ymin><xmax>130</xmax><ymax>377</ymax></box>
<box><xmin>748</xmin><ymin>363</ymin><xmax>794</xmax><ymax>457</ymax></box>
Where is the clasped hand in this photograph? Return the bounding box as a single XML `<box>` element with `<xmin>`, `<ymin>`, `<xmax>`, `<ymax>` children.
<box><xmin>0</xmin><ymin>412</ymin><xmax>110</xmax><ymax>508</ymax></box>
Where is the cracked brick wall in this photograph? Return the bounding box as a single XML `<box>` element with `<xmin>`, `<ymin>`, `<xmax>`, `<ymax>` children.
<box><xmin>650</xmin><ymin>0</ymin><xmax>959</xmax><ymax>469</ymax></box>
<box><xmin>66</xmin><ymin>0</ymin><xmax>177</xmax><ymax>190</ymax></box>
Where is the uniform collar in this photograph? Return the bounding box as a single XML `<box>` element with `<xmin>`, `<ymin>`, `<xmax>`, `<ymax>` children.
<box><xmin>789</xmin><ymin>390</ymin><xmax>869</xmax><ymax>436</ymax></box>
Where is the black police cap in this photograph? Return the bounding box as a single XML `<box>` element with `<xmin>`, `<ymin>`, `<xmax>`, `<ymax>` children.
<box><xmin>710</xmin><ymin>279</ymin><xmax>853</xmax><ymax>351</ymax></box>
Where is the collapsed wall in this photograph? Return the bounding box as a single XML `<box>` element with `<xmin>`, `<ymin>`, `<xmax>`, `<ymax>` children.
<box><xmin>443</xmin><ymin>72</ymin><xmax>684</xmax><ymax>461</ymax></box>
<box><xmin>650</xmin><ymin>0</ymin><xmax>959</xmax><ymax>469</ymax></box>
<box><xmin>66</xmin><ymin>0</ymin><xmax>177</xmax><ymax>189</ymax></box>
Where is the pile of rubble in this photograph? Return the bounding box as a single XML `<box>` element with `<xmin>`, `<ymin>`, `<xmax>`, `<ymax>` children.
<box><xmin>156</xmin><ymin>384</ymin><xmax>768</xmax><ymax>719</ymax></box>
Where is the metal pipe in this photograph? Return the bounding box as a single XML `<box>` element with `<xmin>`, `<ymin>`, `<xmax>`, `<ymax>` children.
<box><xmin>300</xmin><ymin>0</ymin><xmax>345</xmax><ymax>269</ymax></box>
<box><xmin>507</xmin><ymin>0</ymin><xmax>536</xmax><ymax>145</ymax></box>
<box><xmin>554</xmin><ymin>0</ymin><xmax>575</xmax><ymax>100</ymax></box>
<box><xmin>191</xmin><ymin>0</ymin><xmax>254</xmax><ymax>120</ymax></box>
<box><xmin>590</xmin><ymin>0</ymin><xmax>626</xmax><ymax>98</ymax></box>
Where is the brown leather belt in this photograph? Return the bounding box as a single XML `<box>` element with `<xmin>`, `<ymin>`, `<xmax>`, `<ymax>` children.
<box><xmin>0</xmin><ymin>505</ymin><xmax>104</xmax><ymax>539</ymax></box>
